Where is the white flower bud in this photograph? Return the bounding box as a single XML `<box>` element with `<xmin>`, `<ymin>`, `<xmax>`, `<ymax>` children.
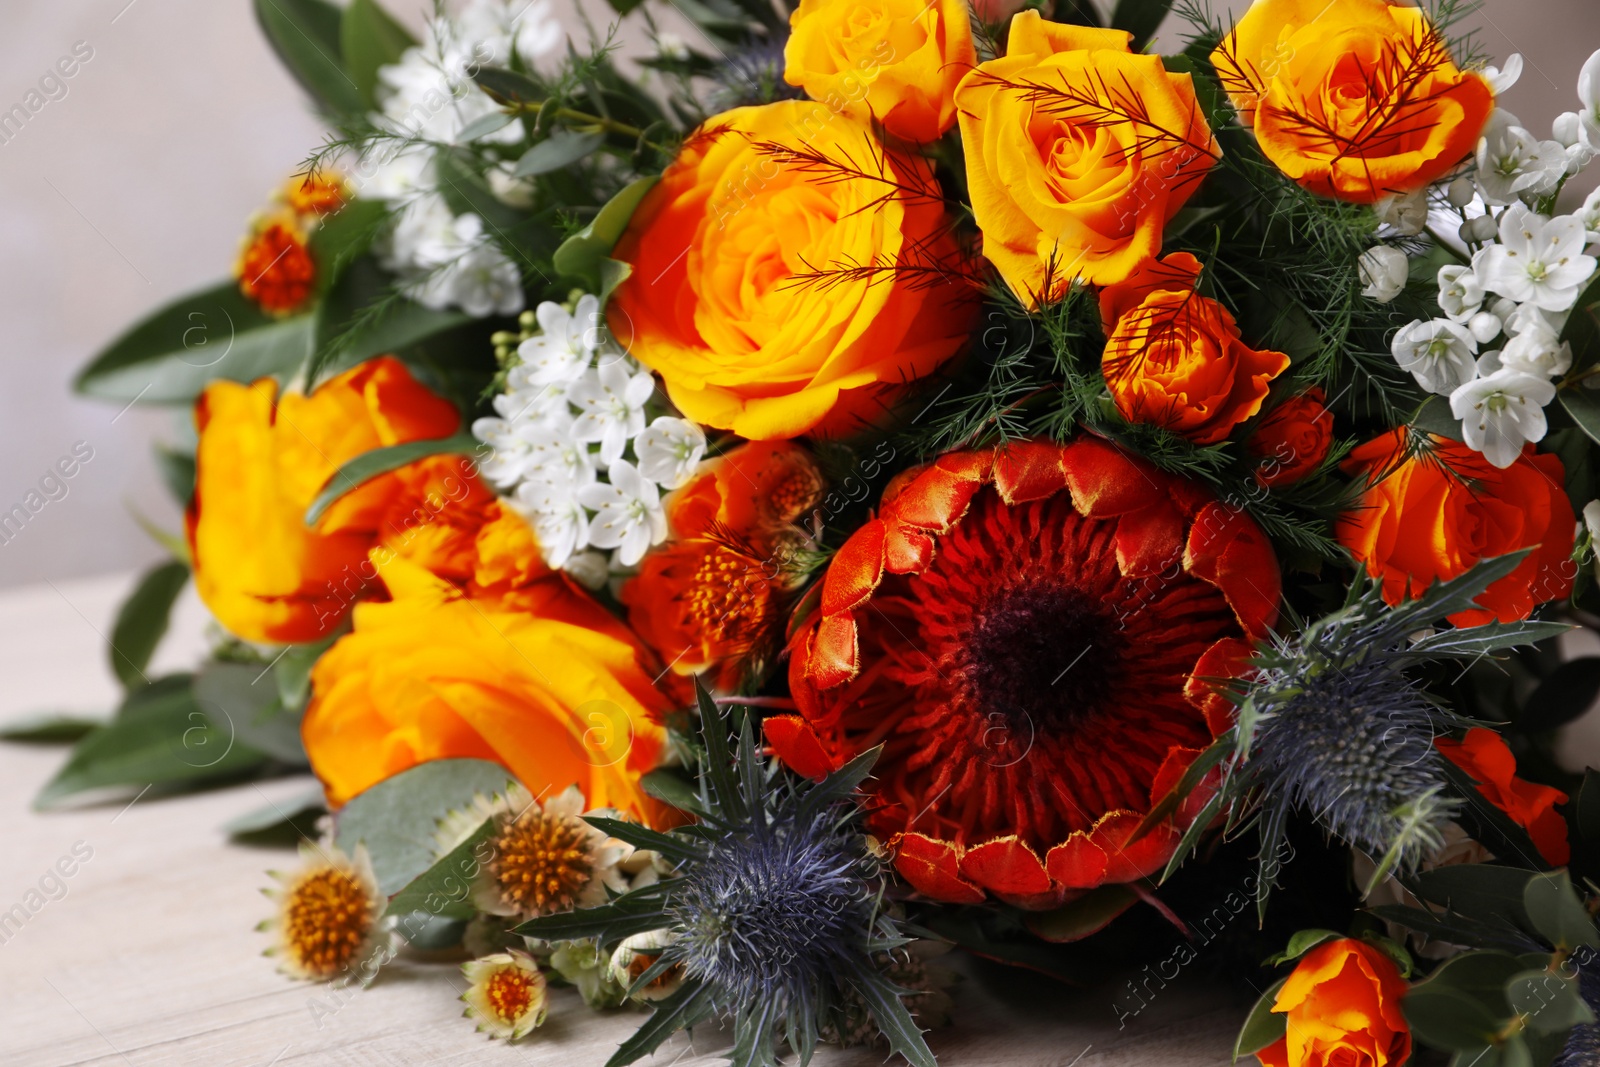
<box><xmin>1359</xmin><ymin>245</ymin><xmax>1409</xmax><ymax>303</ymax></box>
<box><xmin>1447</xmin><ymin>177</ymin><xmax>1477</xmax><ymax>208</ymax></box>
<box><xmin>1467</xmin><ymin>311</ymin><xmax>1504</xmax><ymax>344</ymax></box>
<box><xmin>1460</xmin><ymin>214</ymin><xmax>1499</xmax><ymax>243</ymax></box>
<box><xmin>1555</xmin><ymin>111</ymin><xmax>1583</xmax><ymax>148</ymax></box>
<box><xmin>1375</xmin><ymin>189</ymin><xmax>1429</xmax><ymax>236</ymax></box>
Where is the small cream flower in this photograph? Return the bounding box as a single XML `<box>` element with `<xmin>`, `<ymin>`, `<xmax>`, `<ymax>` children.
<box><xmin>260</xmin><ymin>842</ymin><xmax>392</xmax><ymax>984</ymax></box>
<box><xmin>468</xmin><ymin>784</ymin><xmax>634</xmax><ymax>919</ymax></box>
<box><xmin>608</xmin><ymin>928</ymin><xmax>684</xmax><ymax>1002</ymax></box>
<box><xmin>461</xmin><ymin>950</ymin><xmax>548</xmax><ymax>1040</ymax></box>
<box><xmin>1358</xmin><ymin>245</ymin><xmax>1409</xmax><ymax>303</ymax></box>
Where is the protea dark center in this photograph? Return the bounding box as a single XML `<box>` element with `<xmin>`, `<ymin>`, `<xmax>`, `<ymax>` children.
<box><xmin>669</xmin><ymin>815</ymin><xmax>871</xmax><ymax>1009</ymax></box>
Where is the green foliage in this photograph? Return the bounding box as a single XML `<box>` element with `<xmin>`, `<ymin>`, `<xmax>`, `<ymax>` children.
<box><xmin>303</xmin><ymin>431</ymin><xmax>478</xmax><ymax>525</ymax></box>
<box><xmin>109</xmin><ymin>560</ymin><xmax>189</xmax><ymax>690</ymax></box>
<box><xmin>254</xmin><ymin>0</ymin><xmax>363</xmax><ymax>118</ymax></box>
<box><xmin>340</xmin><ymin>0</ymin><xmax>415</xmax><ymax>111</ymax></box>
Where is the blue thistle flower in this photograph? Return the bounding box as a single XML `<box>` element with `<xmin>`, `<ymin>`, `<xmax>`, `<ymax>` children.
<box><xmin>710</xmin><ymin>38</ymin><xmax>804</xmax><ymax>111</ymax></box>
<box><xmin>515</xmin><ymin>685</ymin><xmax>934</xmax><ymax>1067</ymax></box>
<box><xmin>1557</xmin><ymin>953</ymin><xmax>1600</xmax><ymax>1067</ymax></box>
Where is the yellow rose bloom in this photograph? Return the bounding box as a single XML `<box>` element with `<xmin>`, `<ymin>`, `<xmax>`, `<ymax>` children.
<box><xmin>783</xmin><ymin>0</ymin><xmax>976</xmax><ymax>144</ymax></box>
<box><xmin>954</xmin><ymin>12</ymin><xmax>1219</xmax><ymax>306</ymax></box>
<box><xmin>608</xmin><ymin>100</ymin><xmax>976</xmax><ymax>441</ymax></box>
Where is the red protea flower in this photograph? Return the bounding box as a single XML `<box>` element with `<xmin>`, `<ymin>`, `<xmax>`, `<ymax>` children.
<box><xmin>767</xmin><ymin>439</ymin><xmax>1280</xmax><ymax>910</ymax></box>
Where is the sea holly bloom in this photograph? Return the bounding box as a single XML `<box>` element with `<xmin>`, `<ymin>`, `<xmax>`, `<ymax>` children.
<box><xmin>1255</xmin><ymin>939</ymin><xmax>1411</xmax><ymax>1067</ymax></box>
<box><xmin>1476</xmin><ymin>204</ymin><xmax>1598</xmax><ymax>312</ymax></box>
<box><xmin>1449</xmin><ymin>368</ymin><xmax>1555</xmax><ymax>469</ymax></box>
<box><xmin>236</xmin><ymin>214</ymin><xmax>316</xmax><ymax>316</ymax></box>
<box><xmin>783</xmin><ymin>0</ymin><xmax>975</xmax><ymax>144</ymax></box>
<box><xmin>1337</xmin><ymin>429</ymin><xmax>1575</xmax><ymax>625</ymax></box>
<box><xmin>1389</xmin><ymin>318</ymin><xmax>1478</xmax><ymax>396</ymax></box>
<box><xmin>578</xmin><ymin>459</ymin><xmax>667</xmax><ymax>566</ymax></box>
<box><xmin>1212</xmin><ymin>0</ymin><xmax>1492</xmax><ymax>203</ymax></box>
<box><xmin>261</xmin><ymin>843</ymin><xmax>392</xmax><ymax>984</ymax></box>
<box><xmin>954</xmin><ymin>12</ymin><xmax>1218</xmax><ymax>304</ymax></box>
<box><xmin>1436</xmin><ymin>728</ymin><xmax>1570</xmax><ymax>866</ymax></box>
<box><xmin>768</xmin><ymin>439</ymin><xmax>1280</xmax><ymax>908</ymax></box>
<box><xmin>460</xmin><ymin>950</ymin><xmax>548</xmax><ymax>1040</ymax></box>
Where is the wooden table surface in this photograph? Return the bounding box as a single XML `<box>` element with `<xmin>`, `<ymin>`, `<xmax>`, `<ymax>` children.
<box><xmin>0</xmin><ymin>573</ymin><xmax>1243</xmax><ymax>1065</ymax></box>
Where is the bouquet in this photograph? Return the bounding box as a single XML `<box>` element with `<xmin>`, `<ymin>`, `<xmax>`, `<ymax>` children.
<box><xmin>26</xmin><ymin>0</ymin><xmax>1600</xmax><ymax>1063</ymax></box>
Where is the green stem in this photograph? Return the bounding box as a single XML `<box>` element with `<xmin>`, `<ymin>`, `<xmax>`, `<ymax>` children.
<box><xmin>1426</xmin><ymin>225</ymin><xmax>1471</xmax><ymax>266</ymax></box>
<box><xmin>507</xmin><ymin>101</ymin><xmax>666</xmax><ymax>152</ymax></box>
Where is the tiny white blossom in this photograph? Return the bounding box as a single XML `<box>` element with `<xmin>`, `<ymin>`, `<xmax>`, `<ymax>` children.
<box><xmin>577</xmin><ymin>460</ymin><xmax>666</xmax><ymax>566</ymax></box>
<box><xmin>1449</xmin><ymin>369</ymin><xmax>1555</xmax><ymax>468</ymax></box>
<box><xmin>1476</xmin><ymin>204</ymin><xmax>1598</xmax><ymax>311</ymax></box>
<box><xmin>1392</xmin><ymin>318</ymin><xmax>1479</xmax><ymax>395</ymax></box>
<box><xmin>447</xmin><ymin>240</ymin><xmax>525</xmax><ymax>317</ymax></box>
<box><xmin>1578</xmin><ymin>48</ymin><xmax>1600</xmax><ymax>153</ymax></box>
<box><xmin>568</xmin><ymin>359</ymin><xmax>656</xmax><ymax>467</ymax></box>
<box><xmin>1500</xmin><ymin>319</ymin><xmax>1573</xmax><ymax>378</ymax></box>
<box><xmin>1580</xmin><ymin>186</ymin><xmax>1600</xmax><ymax>244</ymax></box>
<box><xmin>1503</xmin><ymin>300</ymin><xmax>1573</xmax><ymax>339</ymax></box>
<box><xmin>634</xmin><ymin>417</ymin><xmax>707</xmax><ymax>490</ymax></box>
<box><xmin>1475</xmin><ymin>110</ymin><xmax>1567</xmax><ymax>206</ymax></box>
<box><xmin>1584</xmin><ymin>499</ymin><xmax>1600</xmax><ymax>544</ymax></box>
<box><xmin>1552</xmin><ymin>111</ymin><xmax>1596</xmax><ymax>172</ymax></box>
<box><xmin>515</xmin><ymin>475</ymin><xmax>592</xmax><ymax>568</ymax></box>
<box><xmin>1359</xmin><ymin>246</ymin><xmax>1409</xmax><ymax>302</ymax></box>
<box><xmin>518</xmin><ymin>296</ymin><xmax>602</xmax><ymax>386</ymax></box>
<box><xmin>1437</xmin><ymin>264</ymin><xmax>1485</xmax><ymax>321</ymax></box>
<box><xmin>1467</xmin><ymin>311</ymin><xmax>1504</xmax><ymax>345</ymax></box>
<box><xmin>1483</xmin><ymin>54</ymin><xmax>1523</xmax><ymax>95</ymax></box>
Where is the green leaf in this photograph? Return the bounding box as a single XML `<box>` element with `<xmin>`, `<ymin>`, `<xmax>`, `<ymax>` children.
<box><xmin>581</xmin><ymin>815</ymin><xmax>706</xmax><ymax>866</ymax></box>
<box><xmin>1404</xmin><ymin>982</ymin><xmax>1509</xmax><ymax>1051</ymax></box>
<box><xmin>1410</xmin><ymin>864</ymin><xmax>1538</xmax><ymax>932</ymax></box>
<box><xmin>386</xmin><ymin>817</ymin><xmax>496</xmax><ymax>920</ymax></box>
<box><xmin>1506</xmin><ymin>967</ymin><xmax>1596</xmax><ymax>1034</ymax></box>
<box><xmin>1560</xmin><ymin>388</ymin><xmax>1600</xmax><ymax>448</ymax></box>
<box><xmin>223</xmin><ymin>784</ymin><xmax>326</xmax><ymax>837</ymax></box>
<box><xmin>1520</xmin><ymin>657</ymin><xmax>1600</xmax><ymax>733</ymax></box>
<box><xmin>108</xmin><ymin>560</ymin><xmax>190</xmax><ymax>689</ymax></box>
<box><xmin>1233</xmin><ymin>977</ymin><xmax>1287</xmax><ymax>1061</ymax></box>
<box><xmin>303</xmin><ymin>431</ymin><xmax>478</xmax><ymax>526</ymax></box>
<box><xmin>274</xmin><ymin>639</ymin><xmax>335</xmax><ymax>711</ymax></box>
<box><xmin>308</xmin><ymin>255</ymin><xmax>471</xmax><ymax>384</ymax></box>
<box><xmin>473</xmin><ymin>66</ymin><xmax>543</xmax><ymax>106</ymax></box>
<box><xmin>1367</xmin><ymin>904</ymin><xmax>1531</xmax><ymax>955</ymax></box>
<box><xmin>1579</xmin><ymin>769</ymin><xmax>1600</xmax><ymax>841</ymax></box>
<box><xmin>35</xmin><ymin>676</ymin><xmax>268</xmax><ymax>809</ymax></box>
<box><xmin>339</xmin><ymin>0</ymin><xmax>416</xmax><ymax>110</ymax></box>
<box><xmin>153</xmin><ymin>445</ymin><xmax>196</xmax><ymax>508</ymax></box>
<box><xmin>512</xmin><ymin>884</ymin><xmax>674</xmax><ymax>947</ymax></box>
<box><xmin>307</xmin><ymin>198</ymin><xmax>389</xmax><ymax>297</ymax></box>
<box><xmin>639</xmin><ymin>768</ymin><xmax>707</xmax><ymax>817</ymax></box>
<box><xmin>1406</xmin><ymin>620</ymin><xmax>1571</xmax><ymax>660</ymax></box>
<box><xmin>1422</xmin><ymin>951</ymin><xmax>1527</xmax><ymax>1016</ymax></box>
<box><xmin>514</xmin><ymin>130</ymin><xmax>607</xmax><ymax>177</ymax></box>
<box><xmin>845</xmin><ymin>967</ymin><xmax>937</xmax><ymax>1067</ymax></box>
<box><xmin>604</xmin><ymin>981</ymin><xmax>715</xmax><ymax>1067</ymax></box>
<box><xmin>1025</xmin><ymin>885</ymin><xmax>1139</xmax><ymax>943</ymax></box>
<box><xmin>75</xmin><ymin>282</ymin><xmax>313</xmax><ymax>404</ymax></box>
<box><xmin>0</xmin><ymin>712</ymin><xmax>105</xmax><ymax>744</ymax></box>
<box><xmin>1264</xmin><ymin>929</ymin><xmax>1343</xmax><ymax>966</ymax></box>
<box><xmin>192</xmin><ymin>660</ymin><xmax>309</xmax><ymax>766</ymax></box>
<box><xmin>457</xmin><ymin>111</ymin><xmax>515</xmax><ymax>142</ymax></box>
<box><xmin>334</xmin><ymin>758</ymin><xmax>517</xmax><ymax>895</ymax></box>
<box><xmin>1523</xmin><ymin>870</ymin><xmax>1600</xmax><ymax>950</ymax></box>
<box><xmin>254</xmin><ymin>0</ymin><xmax>363</xmax><ymax>117</ymax></box>
<box><xmin>552</xmin><ymin>176</ymin><xmax>658</xmax><ymax>293</ymax></box>
<box><xmin>1109</xmin><ymin>0</ymin><xmax>1174</xmax><ymax>51</ymax></box>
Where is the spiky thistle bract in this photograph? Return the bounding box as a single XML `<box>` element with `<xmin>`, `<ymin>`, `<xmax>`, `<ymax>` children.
<box><xmin>1149</xmin><ymin>551</ymin><xmax>1568</xmax><ymax>917</ymax></box>
<box><xmin>515</xmin><ymin>683</ymin><xmax>936</xmax><ymax>1067</ymax></box>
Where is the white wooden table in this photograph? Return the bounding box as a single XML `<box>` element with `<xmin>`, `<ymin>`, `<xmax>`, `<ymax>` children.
<box><xmin>0</xmin><ymin>573</ymin><xmax>1250</xmax><ymax>1065</ymax></box>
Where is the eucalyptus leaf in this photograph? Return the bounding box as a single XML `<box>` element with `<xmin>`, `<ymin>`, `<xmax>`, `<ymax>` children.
<box><xmin>108</xmin><ymin>560</ymin><xmax>189</xmax><ymax>690</ymax></box>
<box><xmin>223</xmin><ymin>784</ymin><xmax>326</xmax><ymax>837</ymax></box>
<box><xmin>0</xmin><ymin>713</ymin><xmax>106</xmax><ymax>744</ymax></box>
<box><xmin>553</xmin><ymin>176</ymin><xmax>658</xmax><ymax>293</ymax></box>
<box><xmin>153</xmin><ymin>444</ymin><xmax>196</xmax><ymax>507</ymax></box>
<box><xmin>514</xmin><ymin>130</ymin><xmax>607</xmax><ymax>177</ymax></box>
<box><xmin>1233</xmin><ymin>977</ymin><xmax>1288</xmax><ymax>1061</ymax></box>
<box><xmin>473</xmin><ymin>65</ymin><xmax>543</xmax><ymax>106</ymax></box>
<box><xmin>456</xmin><ymin>111</ymin><xmax>515</xmax><ymax>142</ymax></box>
<box><xmin>334</xmin><ymin>758</ymin><xmax>517</xmax><ymax>895</ymax></box>
<box><xmin>340</xmin><ymin>0</ymin><xmax>416</xmax><ymax>110</ymax></box>
<box><xmin>1523</xmin><ymin>870</ymin><xmax>1600</xmax><ymax>950</ymax></box>
<box><xmin>192</xmin><ymin>660</ymin><xmax>309</xmax><ymax>766</ymax></box>
<box><xmin>1506</xmin><ymin>968</ymin><xmax>1596</xmax><ymax>1034</ymax></box>
<box><xmin>1560</xmin><ymin>388</ymin><xmax>1600</xmax><ymax>448</ymax></box>
<box><xmin>304</xmin><ymin>431</ymin><xmax>478</xmax><ymax>525</ymax></box>
<box><xmin>1264</xmin><ymin>929</ymin><xmax>1342</xmax><ymax>966</ymax></box>
<box><xmin>1402</xmin><ymin>983</ymin><xmax>1506</xmax><ymax>1051</ymax></box>
<box><xmin>386</xmin><ymin>817</ymin><xmax>496</xmax><ymax>921</ymax></box>
<box><xmin>254</xmin><ymin>0</ymin><xmax>363</xmax><ymax>117</ymax></box>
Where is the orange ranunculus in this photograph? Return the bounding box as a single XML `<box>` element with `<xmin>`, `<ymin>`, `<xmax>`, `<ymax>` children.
<box><xmin>783</xmin><ymin>0</ymin><xmax>975</xmax><ymax>144</ymax></box>
<box><xmin>1099</xmin><ymin>253</ymin><xmax>1289</xmax><ymax>444</ymax></box>
<box><xmin>1212</xmin><ymin>0</ymin><xmax>1493</xmax><ymax>203</ymax></box>
<box><xmin>954</xmin><ymin>11</ymin><xmax>1218</xmax><ymax>306</ymax></box>
<box><xmin>1337</xmin><ymin>430</ymin><xmax>1575</xmax><ymax>626</ymax></box>
<box><xmin>187</xmin><ymin>357</ymin><xmax>478</xmax><ymax>645</ymax></box>
<box><xmin>622</xmin><ymin>442</ymin><xmax>824</xmax><ymax>685</ymax></box>
<box><xmin>609</xmin><ymin>101</ymin><xmax>976</xmax><ymax>441</ymax></box>
<box><xmin>1256</xmin><ymin>938</ymin><xmax>1411</xmax><ymax>1067</ymax></box>
<box><xmin>237</xmin><ymin>214</ymin><xmax>316</xmax><ymax>316</ymax></box>
<box><xmin>1247</xmin><ymin>388</ymin><xmax>1333</xmax><ymax>487</ymax></box>
<box><xmin>303</xmin><ymin>512</ymin><xmax>678</xmax><ymax>813</ymax></box>
<box><xmin>1436</xmin><ymin>728</ymin><xmax>1570</xmax><ymax>866</ymax></box>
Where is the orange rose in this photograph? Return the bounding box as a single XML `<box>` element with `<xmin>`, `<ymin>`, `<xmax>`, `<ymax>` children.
<box><xmin>783</xmin><ymin>0</ymin><xmax>975</xmax><ymax>144</ymax></box>
<box><xmin>1212</xmin><ymin>0</ymin><xmax>1493</xmax><ymax>203</ymax></box>
<box><xmin>303</xmin><ymin>511</ymin><xmax>677</xmax><ymax>813</ymax></box>
<box><xmin>609</xmin><ymin>101</ymin><xmax>976</xmax><ymax>441</ymax></box>
<box><xmin>1436</xmin><ymin>728</ymin><xmax>1570</xmax><ymax>866</ymax></box>
<box><xmin>1337</xmin><ymin>430</ymin><xmax>1575</xmax><ymax>625</ymax></box>
<box><xmin>954</xmin><ymin>12</ymin><xmax>1218</xmax><ymax>306</ymax></box>
<box><xmin>1247</xmin><ymin>388</ymin><xmax>1333</xmax><ymax>487</ymax></box>
<box><xmin>187</xmin><ymin>357</ymin><xmax>480</xmax><ymax>644</ymax></box>
<box><xmin>622</xmin><ymin>442</ymin><xmax>824</xmax><ymax>684</ymax></box>
<box><xmin>1256</xmin><ymin>938</ymin><xmax>1411</xmax><ymax>1067</ymax></box>
<box><xmin>1099</xmin><ymin>252</ymin><xmax>1288</xmax><ymax>444</ymax></box>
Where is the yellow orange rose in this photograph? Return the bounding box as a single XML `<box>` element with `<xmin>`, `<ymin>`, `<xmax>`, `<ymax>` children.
<box><xmin>784</xmin><ymin>0</ymin><xmax>975</xmax><ymax>144</ymax></box>
<box><xmin>303</xmin><ymin>535</ymin><xmax>677</xmax><ymax>815</ymax></box>
<box><xmin>187</xmin><ymin>357</ymin><xmax>476</xmax><ymax>645</ymax></box>
<box><xmin>1099</xmin><ymin>253</ymin><xmax>1288</xmax><ymax>444</ymax></box>
<box><xmin>608</xmin><ymin>100</ymin><xmax>977</xmax><ymax>440</ymax></box>
<box><xmin>1257</xmin><ymin>938</ymin><xmax>1411</xmax><ymax>1067</ymax></box>
<box><xmin>954</xmin><ymin>11</ymin><xmax>1218</xmax><ymax>306</ymax></box>
<box><xmin>1212</xmin><ymin>0</ymin><xmax>1493</xmax><ymax>203</ymax></box>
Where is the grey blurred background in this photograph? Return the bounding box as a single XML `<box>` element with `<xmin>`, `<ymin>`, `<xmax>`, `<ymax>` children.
<box><xmin>0</xmin><ymin>0</ymin><xmax>1594</xmax><ymax>589</ymax></box>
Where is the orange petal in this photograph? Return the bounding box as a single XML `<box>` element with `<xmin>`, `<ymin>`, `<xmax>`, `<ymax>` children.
<box><xmin>993</xmin><ymin>441</ymin><xmax>1068</xmax><ymax>504</ymax></box>
<box><xmin>1185</xmin><ymin>637</ymin><xmax>1254</xmax><ymax>734</ymax></box>
<box><xmin>1185</xmin><ymin>502</ymin><xmax>1281</xmax><ymax>638</ymax></box>
<box><xmin>763</xmin><ymin>714</ymin><xmax>839</xmax><ymax>780</ymax></box>
<box><xmin>1045</xmin><ymin>832</ymin><xmax>1109</xmax><ymax>889</ymax></box>
<box><xmin>886</xmin><ymin>459</ymin><xmax>986</xmax><ymax>532</ymax></box>
<box><xmin>1093</xmin><ymin>812</ymin><xmax>1180</xmax><ymax>884</ymax></box>
<box><xmin>882</xmin><ymin>519</ymin><xmax>935</xmax><ymax>574</ymax></box>
<box><xmin>1114</xmin><ymin>503</ymin><xmax>1184</xmax><ymax>578</ymax></box>
<box><xmin>806</xmin><ymin>613</ymin><xmax>859</xmax><ymax>688</ymax></box>
<box><xmin>1061</xmin><ymin>437</ymin><xmax>1165</xmax><ymax>517</ymax></box>
<box><xmin>821</xmin><ymin>518</ymin><xmax>886</xmax><ymax>615</ymax></box>
<box><xmin>959</xmin><ymin>835</ymin><xmax>1054</xmax><ymax>896</ymax></box>
<box><xmin>893</xmin><ymin>833</ymin><xmax>986</xmax><ymax>904</ymax></box>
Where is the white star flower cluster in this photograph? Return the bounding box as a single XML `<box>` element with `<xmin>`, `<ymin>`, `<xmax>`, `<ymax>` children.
<box><xmin>471</xmin><ymin>295</ymin><xmax>706</xmax><ymax>581</ymax></box>
<box><xmin>354</xmin><ymin>0</ymin><xmax>564</xmax><ymax>318</ymax></box>
<box><xmin>1381</xmin><ymin>51</ymin><xmax>1600</xmax><ymax>469</ymax></box>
